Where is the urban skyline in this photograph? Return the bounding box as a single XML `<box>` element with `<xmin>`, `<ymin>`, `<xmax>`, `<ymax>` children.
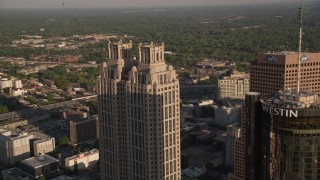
<box><xmin>0</xmin><ymin>0</ymin><xmax>319</xmax><ymax>179</ymax></box>
<box><xmin>0</xmin><ymin>0</ymin><xmax>299</xmax><ymax>8</ymax></box>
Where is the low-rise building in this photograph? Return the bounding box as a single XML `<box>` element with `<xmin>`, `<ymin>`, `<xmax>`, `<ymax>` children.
<box><xmin>214</xmin><ymin>105</ymin><xmax>241</xmax><ymax>127</ymax></box>
<box><xmin>70</xmin><ymin>116</ymin><xmax>98</xmax><ymax>146</ymax></box>
<box><xmin>67</xmin><ymin>109</ymin><xmax>88</xmax><ymax>120</ymax></box>
<box><xmin>65</xmin><ymin>149</ymin><xmax>99</xmax><ymax>171</ymax></box>
<box><xmin>31</xmin><ymin>135</ymin><xmax>55</xmax><ymax>156</ymax></box>
<box><xmin>198</xmin><ymin>99</ymin><xmax>214</xmax><ymax>106</ymax></box>
<box><xmin>217</xmin><ymin>72</ymin><xmax>250</xmax><ymax>100</ymax></box>
<box><xmin>0</xmin><ymin>129</ymin><xmax>33</xmax><ymax>165</ymax></box>
<box><xmin>11</xmin><ymin>89</ymin><xmax>26</xmax><ymax>97</ymax></box>
<box><xmin>0</xmin><ymin>127</ymin><xmax>55</xmax><ymax>165</ymax></box>
<box><xmin>19</xmin><ymin>155</ymin><xmax>59</xmax><ymax>179</ymax></box>
<box><xmin>0</xmin><ymin>78</ymin><xmax>13</xmax><ymax>90</ymax></box>
<box><xmin>182</xmin><ymin>166</ymin><xmax>207</xmax><ymax>179</ymax></box>
<box><xmin>52</xmin><ymin>55</ymin><xmax>80</xmax><ymax>63</ymax></box>
<box><xmin>182</xmin><ymin>147</ymin><xmax>224</xmax><ymax>169</ymax></box>
<box><xmin>2</xmin><ymin>167</ymin><xmax>36</xmax><ymax>180</ymax></box>
<box><xmin>43</xmin><ymin>79</ymin><xmax>55</xmax><ymax>86</ymax></box>
<box><xmin>13</xmin><ymin>79</ymin><xmax>23</xmax><ymax>89</ymax></box>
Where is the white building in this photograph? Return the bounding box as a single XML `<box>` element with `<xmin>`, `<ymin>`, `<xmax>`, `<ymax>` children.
<box><xmin>33</xmin><ymin>137</ymin><xmax>55</xmax><ymax>156</ymax></box>
<box><xmin>11</xmin><ymin>89</ymin><xmax>26</xmax><ymax>96</ymax></box>
<box><xmin>226</xmin><ymin>124</ymin><xmax>241</xmax><ymax>167</ymax></box>
<box><xmin>0</xmin><ymin>78</ymin><xmax>13</xmax><ymax>90</ymax></box>
<box><xmin>13</xmin><ymin>79</ymin><xmax>23</xmax><ymax>89</ymax></box>
<box><xmin>198</xmin><ymin>99</ymin><xmax>214</xmax><ymax>106</ymax></box>
<box><xmin>217</xmin><ymin>72</ymin><xmax>250</xmax><ymax>100</ymax></box>
<box><xmin>65</xmin><ymin>149</ymin><xmax>99</xmax><ymax>171</ymax></box>
<box><xmin>0</xmin><ymin>129</ymin><xmax>33</xmax><ymax>165</ymax></box>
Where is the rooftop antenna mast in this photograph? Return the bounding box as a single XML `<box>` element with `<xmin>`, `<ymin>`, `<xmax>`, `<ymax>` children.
<box><xmin>62</xmin><ymin>0</ymin><xmax>65</xmax><ymax>9</ymax></box>
<box><xmin>61</xmin><ymin>0</ymin><xmax>68</xmax><ymax>37</ymax></box>
<box><xmin>297</xmin><ymin>0</ymin><xmax>304</xmax><ymax>93</ymax></box>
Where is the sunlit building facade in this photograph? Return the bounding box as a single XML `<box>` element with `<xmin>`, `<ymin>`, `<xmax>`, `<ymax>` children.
<box><xmin>250</xmin><ymin>52</ymin><xmax>320</xmax><ymax>96</ymax></box>
<box><xmin>97</xmin><ymin>41</ymin><xmax>181</xmax><ymax>180</ymax></box>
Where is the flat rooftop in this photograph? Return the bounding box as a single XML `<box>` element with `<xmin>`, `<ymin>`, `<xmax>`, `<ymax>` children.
<box><xmin>265</xmin><ymin>51</ymin><xmax>297</xmax><ymax>55</ymax></box>
<box><xmin>0</xmin><ymin>128</ymin><xmax>31</xmax><ymax>141</ymax></box>
<box><xmin>2</xmin><ymin>167</ymin><xmax>36</xmax><ymax>180</ymax></box>
<box><xmin>182</xmin><ymin>147</ymin><xmax>223</xmax><ymax>164</ymax></box>
<box><xmin>70</xmin><ymin>115</ymin><xmax>98</xmax><ymax>123</ymax></box>
<box><xmin>262</xmin><ymin>90</ymin><xmax>320</xmax><ymax>109</ymax></box>
<box><xmin>20</xmin><ymin>155</ymin><xmax>59</xmax><ymax>168</ymax></box>
<box><xmin>65</xmin><ymin>149</ymin><xmax>99</xmax><ymax>161</ymax></box>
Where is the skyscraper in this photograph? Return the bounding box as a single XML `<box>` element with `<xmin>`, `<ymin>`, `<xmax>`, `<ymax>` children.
<box><xmin>97</xmin><ymin>41</ymin><xmax>181</xmax><ymax>179</ymax></box>
<box><xmin>229</xmin><ymin>90</ymin><xmax>320</xmax><ymax>180</ymax></box>
<box><xmin>250</xmin><ymin>52</ymin><xmax>320</xmax><ymax>96</ymax></box>
<box><xmin>228</xmin><ymin>92</ymin><xmax>261</xmax><ymax>180</ymax></box>
<box><xmin>259</xmin><ymin>91</ymin><xmax>320</xmax><ymax>180</ymax></box>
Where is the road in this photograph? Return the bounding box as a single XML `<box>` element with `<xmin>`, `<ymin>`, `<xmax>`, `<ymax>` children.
<box><xmin>0</xmin><ymin>95</ymin><xmax>97</xmax><ymax>121</ymax></box>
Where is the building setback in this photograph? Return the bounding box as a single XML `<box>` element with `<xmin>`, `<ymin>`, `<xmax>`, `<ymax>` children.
<box><xmin>250</xmin><ymin>52</ymin><xmax>320</xmax><ymax>96</ymax></box>
<box><xmin>97</xmin><ymin>41</ymin><xmax>181</xmax><ymax>179</ymax></box>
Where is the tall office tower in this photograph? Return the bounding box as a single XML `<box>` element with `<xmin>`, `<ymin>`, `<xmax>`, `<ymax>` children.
<box><xmin>250</xmin><ymin>52</ymin><xmax>320</xmax><ymax>96</ymax></box>
<box><xmin>228</xmin><ymin>92</ymin><xmax>261</xmax><ymax>180</ymax></box>
<box><xmin>98</xmin><ymin>41</ymin><xmax>181</xmax><ymax>180</ymax></box>
<box><xmin>259</xmin><ymin>91</ymin><xmax>320</xmax><ymax>180</ymax></box>
<box><xmin>230</xmin><ymin>90</ymin><xmax>320</xmax><ymax>180</ymax></box>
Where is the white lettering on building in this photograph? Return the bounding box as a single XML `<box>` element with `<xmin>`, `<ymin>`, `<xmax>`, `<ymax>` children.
<box><xmin>262</xmin><ymin>104</ymin><xmax>298</xmax><ymax>118</ymax></box>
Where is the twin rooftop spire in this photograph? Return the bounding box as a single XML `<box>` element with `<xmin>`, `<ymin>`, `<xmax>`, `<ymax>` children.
<box><xmin>108</xmin><ymin>40</ymin><xmax>165</xmax><ymax>64</ymax></box>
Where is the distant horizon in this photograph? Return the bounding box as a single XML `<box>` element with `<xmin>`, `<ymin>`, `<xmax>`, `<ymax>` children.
<box><xmin>0</xmin><ymin>0</ymin><xmax>311</xmax><ymax>9</ymax></box>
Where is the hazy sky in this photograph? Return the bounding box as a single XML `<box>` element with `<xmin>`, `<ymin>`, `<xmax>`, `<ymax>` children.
<box><xmin>0</xmin><ymin>0</ymin><xmax>297</xmax><ymax>9</ymax></box>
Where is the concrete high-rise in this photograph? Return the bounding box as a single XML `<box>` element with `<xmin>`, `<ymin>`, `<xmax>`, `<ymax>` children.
<box><xmin>97</xmin><ymin>41</ymin><xmax>181</xmax><ymax>180</ymax></box>
<box><xmin>250</xmin><ymin>52</ymin><xmax>320</xmax><ymax>96</ymax></box>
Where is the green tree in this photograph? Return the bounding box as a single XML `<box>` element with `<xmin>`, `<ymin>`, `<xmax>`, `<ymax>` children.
<box><xmin>47</xmin><ymin>93</ymin><xmax>55</xmax><ymax>102</ymax></box>
<box><xmin>0</xmin><ymin>105</ymin><xmax>9</xmax><ymax>114</ymax></box>
<box><xmin>3</xmin><ymin>87</ymin><xmax>10</xmax><ymax>95</ymax></box>
<box><xmin>59</xmin><ymin>136</ymin><xmax>70</xmax><ymax>146</ymax></box>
